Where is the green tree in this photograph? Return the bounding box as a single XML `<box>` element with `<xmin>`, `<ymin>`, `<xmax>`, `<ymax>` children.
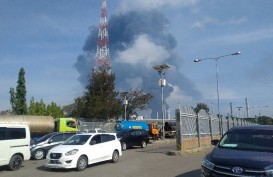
<box><xmin>120</xmin><ymin>89</ymin><xmax>153</xmax><ymax>119</ymax></box>
<box><xmin>83</xmin><ymin>69</ymin><xmax>120</xmax><ymax>119</ymax></box>
<box><xmin>69</xmin><ymin>97</ymin><xmax>85</xmax><ymax>118</ymax></box>
<box><xmin>46</xmin><ymin>102</ymin><xmax>64</xmax><ymax>118</ymax></box>
<box><xmin>257</xmin><ymin>116</ymin><xmax>273</xmax><ymax>125</ymax></box>
<box><xmin>10</xmin><ymin>67</ymin><xmax>27</xmax><ymax>114</ymax></box>
<box><xmin>28</xmin><ymin>98</ymin><xmax>46</xmax><ymax>115</ymax></box>
<box><xmin>28</xmin><ymin>97</ymin><xmax>36</xmax><ymax>115</ymax></box>
<box><xmin>193</xmin><ymin>103</ymin><xmax>210</xmax><ymax>114</ymax></box>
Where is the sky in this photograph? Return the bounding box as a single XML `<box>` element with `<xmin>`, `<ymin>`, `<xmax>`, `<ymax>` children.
<box><xmin>1</xmin><ymin>0</ymin><xmax>273</xmax><ymax>118</ymax></box>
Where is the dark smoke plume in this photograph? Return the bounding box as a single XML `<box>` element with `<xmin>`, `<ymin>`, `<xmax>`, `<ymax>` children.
<box><xmin>74</xmin><ymin>10</ymin><xmax>201</xmax><ymax>118</ymax></box>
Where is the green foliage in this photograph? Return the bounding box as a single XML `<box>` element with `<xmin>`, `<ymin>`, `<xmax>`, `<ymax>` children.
<box><xmin>256</xmin><ymin>116</ymin><xmax>273</xmax><ymax>125</ymax></box>
<box><xmin>10</xmin><ymin>67</ymin><xmax>28</xmax><ymax>115</ymax></box>
<box><xmin>69</xmin><ymin>69</ymin><xmax>153</xmax><ymax>120</ymax></box>
<box><xmin>194</xmin><ymin>103</ymin><xmax>210</xmax><ymax>114</ymax></box>
<box><xmin>28</xmin><ymin>97</ymin><xmax>46</xmax><ymax>115</ymax></box>
<box><xmin>47</xmin><ymin>102</ymin><xmax>64</xmax><ymax>118</ymax></box>
<box><xmin>120</xmin><ymin>89</ymin><xmax>153</xmax><ymax>119</ymax></box>
<box><xmin>82</xmin><ymin>69</ymin><xmax>120</xmax><ymax>119</ymax></box>
<box><xmin>28</xmin><ymin>97</ymin><xmax>63</xmax><ymax>118</ymax></box>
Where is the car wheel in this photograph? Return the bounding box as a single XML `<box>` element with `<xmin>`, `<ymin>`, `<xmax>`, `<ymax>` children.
<box><xmin>111</xmin><ymin>150</ymin><xmax>119</xmax><ymax>163</ymax></box>
<box><xmin>8</xmin><ymin>155</ymin><xmax>22</xmax><ymax>171</ymax></box>
<box><xmin>121</xmin><ymin>142</ymin><xmax>127</xmax><ymax>151</ymax></box>
<box><xmin>34</xmin><ymin>149</ymin><xmax>45</xmax><ymax>160</ymax></box>
<box><xmin>76</xmin><ymin>156</ymin><xmax>87</xmax><ymax>171</ymax></box>
<box><xmin>141</xmin><ymin>141</ymin><xmax>147</xmax><ymax>148</ymax></box>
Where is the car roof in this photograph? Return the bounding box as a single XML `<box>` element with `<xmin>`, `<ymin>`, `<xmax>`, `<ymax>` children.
<box><xmin>75</xmin><ymin>132</ymin><xmax>116</xmax><ymax>136</ymax></box>
<box><xmin>228</xmin><ymin>125</ymin><xmax>273</xmax><ymax>132</ymax></box>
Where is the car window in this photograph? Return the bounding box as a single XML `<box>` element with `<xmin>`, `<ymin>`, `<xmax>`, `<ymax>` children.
<box><xmin>0</xmin><ymin>127</ymin><xmax>6</xmax><ymax>140</ymax></box>
<box><xmin>50</xmin><ymin>134</ymin><xmax>63</xmax><ymax>142</ymax></box>
<box><xmin>36</xmin><ymin>133</ymin><xmax>56</xmax><ymax>143</ymax></box>
<box><xmin>7</xmin><ymin>128</ymin><xmax>26</xmax><ymax>139</ymax></box>
<box><xmin>90</xmin><ymin>135</ymin><xmax>102</xmax><ymax>145</ymax></box>
<box><xmin>63</xmin><ymin>134</ymin><xmax>91</xmax><ymax>145</ymax></box>
<box><xmin>101</xmin><ymin>134</ymin><xmax>115</xmax><ymax>143</ymax></box>
<box><xmin>219</xmin><ymin>129</ymin><xmax>273</xmax><ymax>152</ymax></box>
<box><xmin>63</xmin><ymin>133</ymin><xmax>75</xmax><ymax>140</ymax></box>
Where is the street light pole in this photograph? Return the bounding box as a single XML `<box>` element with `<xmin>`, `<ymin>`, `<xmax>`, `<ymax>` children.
<box><xmin>123</xmin><ymin>92</ymin><xmax>128</xmax><ymax>121</ymax></box>
<box><xmin>194</xmin><ymin>51</ymin><xmax>241</xmax><ymax>116</ymax></box>
<box><xmin>194</xmin><ymin>51</ymin><xmax>241</xmax><ymax>134</ymax></box>
<box><xmin>153</xmin><ymin>64</ymin><xmax>170</xmax><ymax>140</ymax></box>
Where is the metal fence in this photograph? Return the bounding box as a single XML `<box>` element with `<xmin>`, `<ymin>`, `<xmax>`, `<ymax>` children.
<box><xmin>77</xmin><ymin>119</ymin><xmax>116</xmax><ymax>133</ymax></box>
<box><xmin>176</xmin><ymin>106</ymin><xmax>257</xmax><ymax>148</ymax></box>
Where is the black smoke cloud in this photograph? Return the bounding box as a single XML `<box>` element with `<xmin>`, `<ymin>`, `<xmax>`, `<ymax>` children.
<box><xmin>74</xmin><ymin>10</ymin><xmax>201</xmax><ymax>118</ymax></box>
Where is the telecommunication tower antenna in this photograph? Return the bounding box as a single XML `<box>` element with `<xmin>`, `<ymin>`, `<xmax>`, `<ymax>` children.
<box><xmin>95</xmin><ymin>0</ymin><xmax>111</xmax><ymax>72</ymax></box>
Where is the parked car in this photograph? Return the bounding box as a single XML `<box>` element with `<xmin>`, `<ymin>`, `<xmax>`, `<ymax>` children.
<box><xmin>88</xmin><ymin>128</ymin><xmax>107</xmax><ymax>133</ymax></box>
<box><xmin>30</xmin><ymin>132</ymin><xmax>76</xmax><ymax>160</ymax></box>
<box><xmin>0</xmin><ymin>124</ymin><xmax>31</xmax><ymax>171</ymax></box>
<box><xmin>117</xmin><ymin>129</ymin><xmax>149</xmax><ymax>151</ymax></box>
<box><xmin>201</xmin><ymin>125</ymin><xmax>273</xmax><ymax>177</ymax></box>
<box><xmin>45</xmin><ymin>133</ymin><xmax>122</xmax><ymax>171</ymax></box>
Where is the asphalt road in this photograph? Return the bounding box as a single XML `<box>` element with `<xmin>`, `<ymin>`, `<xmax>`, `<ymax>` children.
<box><xmin>0</xmin><ymin>141</ymin><xmax>208</xmax><ymax>177</ymax></box>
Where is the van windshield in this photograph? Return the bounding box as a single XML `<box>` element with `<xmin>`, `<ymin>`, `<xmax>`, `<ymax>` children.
<box><xmin>219</xmin><ymin>129</ymin><xmax>273</xmax><ymax>152</ymax></box>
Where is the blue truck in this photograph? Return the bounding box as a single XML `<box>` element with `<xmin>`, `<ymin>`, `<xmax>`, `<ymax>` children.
<box><xmin>114</xmin><ymin>120</ymin><xmax>161</xmax><ymax>141</ymax></box>
<box><xmin>114</xmin><ymin>120</ymin><xmax>149</xmax><ymax>132</ymax></box>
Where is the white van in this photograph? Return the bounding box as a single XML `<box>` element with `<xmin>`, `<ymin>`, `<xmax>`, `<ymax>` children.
<box><xmin>0</xmin><ymin>124</ymin><xmax>31</xmax><ymax>170</ymax></box>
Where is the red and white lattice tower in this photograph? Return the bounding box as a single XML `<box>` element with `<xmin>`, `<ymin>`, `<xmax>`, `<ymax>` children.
<box><xmin>95</xmin><ymin>0</ymin><xmax>111</xmax><ymax>72</ymax></box>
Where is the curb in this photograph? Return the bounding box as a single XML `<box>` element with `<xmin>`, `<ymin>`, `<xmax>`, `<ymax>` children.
<box><xmin>167</xmin><ymin>146</ymin><xmax>213</xmax><ymax>156</ymax></box>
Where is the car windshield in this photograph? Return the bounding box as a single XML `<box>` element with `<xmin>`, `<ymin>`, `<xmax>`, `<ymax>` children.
<box><xmin>35</xmin><ymin>133</ymin><xmax>57</xmax><ymax>143</ymax></box>
<box><xmin>63</xmin><ymin>134</ymin><xmax>91</xmax><ymax>145</ymax></box>
<box><xmin>219</xmin><ymin>129</ymin><xmax>273</xmax><ymax>152</ymax></box>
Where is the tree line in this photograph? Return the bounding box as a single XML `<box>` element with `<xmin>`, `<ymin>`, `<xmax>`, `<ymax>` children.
<box><xmin>9</xmin><ymin>68</ymin><xmax>64</xmax><ymax>118</ymax></box>
<box><xmin>9</xmin><ymin>67</ymin><xmax>152</xmax><ymax>120</ymax></box>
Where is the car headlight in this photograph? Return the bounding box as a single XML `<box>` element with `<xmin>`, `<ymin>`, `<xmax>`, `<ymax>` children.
<box><xmin>266</xmin><ymin>169</ymin><xmax>273</xmax><ymax>177</ymax></box>
<box><xmin>65</xmin><ymin>149</ymin><xmax>79</xmax><ymax>156</ymax></box>
<box><xmin>202</xmin><ymin>157</ymin><xmax>215</xmax><ymax>170</ymax></box>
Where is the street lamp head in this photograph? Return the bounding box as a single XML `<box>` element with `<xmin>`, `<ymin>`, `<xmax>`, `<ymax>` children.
<box><xmin>231</xmin><ymin>51</ymin><xmax>241</xmax><ymax>55</ymax></box>
<box><xmin>153</xmin><ymin>64</ymin><xmax>170</xmax><ymax>74</ymax></box>
<box><xmin>194</xmin><ymin>59</ymin><xmax>200</xmax><ymax>62</ymax></box>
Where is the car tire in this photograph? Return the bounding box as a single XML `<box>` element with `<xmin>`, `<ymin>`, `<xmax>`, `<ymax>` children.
<box><xmin>8</xmin><ymin>154</ymin><xmax>22</xmax><ymax>171</ymax></box>
<box><xmin>33</xmin><ymin>149</ymin><xmax>45</xmax><ymax>160</ymax></box>
<box><xmin>111</xmin><ymin>150</ymin><xmax>119</xmax><ymax>163</ymax></box>
<box><xmin>76</xmin><ymin>156</ymin><xmax>87</xmax><ymax>171</ymax></box>
<box><xmin>121</xmin><ymin>142</ymin><xmax>127</xmax><ymax>151</ymax></box>
<box><xmin>141</xmin><ymin>141</ymin><xmax>147</xmax><ymax>148</ymax></box>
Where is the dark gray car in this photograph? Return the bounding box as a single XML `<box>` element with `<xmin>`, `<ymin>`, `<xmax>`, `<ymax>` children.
<box><xmin>30</xmin><ymin>132</ymin><xmax>76</xmax><ymax>160</ymax></box>
<box><xmin>117</xmin><ymin>129</ymin><xmax>150</xmax><ymax>151</ymax></box>
<box><xmin>201</xmin><ymin>125</ymin><xmax>273</xmax><ymax>177</ymax></box>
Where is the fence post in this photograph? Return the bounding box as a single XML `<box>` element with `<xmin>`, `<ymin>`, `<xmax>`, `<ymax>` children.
<box><xmin>226</xmin><ymin>116</ymin><xmax>229</xmax><ymax>130</ymax></box>
<box><xmin>209</xmin><ymin>115</ymin><xmax>213</xmax><ymax>140</ymax></box>
<box><xmin>175</xmin><ymin>109</ymin><xmax>182</xmax><ymax>151</ymax></box>
<box><xmin>196</xmin><ymin>113</ymin><xmax>201</xmax><ymax>148</ymax></box>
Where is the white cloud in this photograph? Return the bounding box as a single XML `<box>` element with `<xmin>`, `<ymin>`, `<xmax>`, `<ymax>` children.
<box><xmin>115</xmin><ymin>34</ymin><xmax>170</xmax><ymax>68</ymax></box>
<box><xmin>191</xmin><ymin>17</ymin><xmax>247</xmax><ymax>29</ymax></box>
<box><xmin>199</xmin><ymin>26</ymin><xmax>273</xmax><ymax>45</ymax></box>
<box><xmin>125</xmin><ymin>77</ymin><xmax>143</xmax><ymax>89</ymax></box>
<box><xmin>166</xmin><ymin>85</ymin><xmax>194</xmax><ymax>107</ymax></box>
<box><xmin>118</xmin><ymin>0</ymin><xmax>198</xmax><ymax>12</ymax></box>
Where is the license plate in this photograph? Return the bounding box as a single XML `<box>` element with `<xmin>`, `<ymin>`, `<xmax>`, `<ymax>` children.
<box><xmin>50</xmin><ymin>160</ymin><xmax>59</xmax><ymax>164</ymax></box>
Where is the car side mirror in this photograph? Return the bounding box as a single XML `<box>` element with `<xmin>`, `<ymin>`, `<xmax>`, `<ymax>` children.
<box><xmin>211</xmin><ymin>139</ymin><xmax>219</xmax><ymax>146</ymax></box>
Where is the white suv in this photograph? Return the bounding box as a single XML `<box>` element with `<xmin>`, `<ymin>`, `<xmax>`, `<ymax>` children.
<box><xmin>0</xmin><ymin>124</ymin><xmax>31</xmax><ymax>171</ymax></box>
<box><xmin>45</xmin><ymin>133</ymin><xmax>122</xmax><ymax>171</ymax></box>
